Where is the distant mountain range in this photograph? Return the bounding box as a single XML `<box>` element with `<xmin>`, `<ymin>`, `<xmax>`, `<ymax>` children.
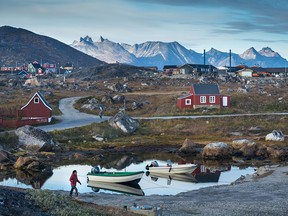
<box><xmin>71</xmin><ymin>36</ymin><xmax>288</xmax><ymax>70</ymax></box>
<box><xmin>0</xmin><ymin>26</ymin><xmax>104</xmax><ymax>67</ymax></box>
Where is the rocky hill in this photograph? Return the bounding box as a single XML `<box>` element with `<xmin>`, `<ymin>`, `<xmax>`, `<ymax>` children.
<box><xmin>67</xmin><ymin>63</ymin><xmax>157</xmax><ymax>80</ymax></box>
<box><xmin>0</xmin><ymin>26</ymin><xmax>104</xmax><ymax>67</ymax></box>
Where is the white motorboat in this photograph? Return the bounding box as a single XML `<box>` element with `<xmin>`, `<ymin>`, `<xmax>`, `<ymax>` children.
<box><xmin>146</xmin><ymin>161</ymin><xmax>197</xmax><ymax>174</ymax></box>
<box><xmin>87</xmin><ymin>170</ymin><xmax>144</xmax><ymax>184</ymax></box>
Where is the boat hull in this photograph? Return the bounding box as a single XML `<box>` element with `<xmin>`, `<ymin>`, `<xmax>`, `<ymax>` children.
<box><xmin>87</xmin><ymin>171</ymin><xmax>144</xmax><ymax>185</ymax></box>
<box><xmin>147</xmin><ymin>164</ymin><xmax>197</xmax><ymax>174</ymax></box>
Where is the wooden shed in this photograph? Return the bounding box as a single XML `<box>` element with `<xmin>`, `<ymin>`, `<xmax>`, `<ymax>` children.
<box><xmin>18</xmin><ymin>91</ymin><xmax>53</xmax><ymax>123</ymax></box>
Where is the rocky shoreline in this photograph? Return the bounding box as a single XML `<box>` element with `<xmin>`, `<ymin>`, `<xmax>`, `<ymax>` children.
<box><xmin>1</xmin><ymin>164</ymin><xmax>287</xmax><ymax>216</ymax></box>
<box><xmin>76</xmin><ymin>164</ymin><xmax>288</xmax><ymax>216</ymax></box>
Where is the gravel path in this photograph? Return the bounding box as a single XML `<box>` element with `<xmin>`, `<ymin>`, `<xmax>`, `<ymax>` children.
<box><xmin>37</xmin><ymin>97</ymin><xmax>107</xmax><ymax>132</ymax></box>
<box><xmin>77</xmin><ymin>165</ymin><xmax>288</xmax><ymax>216</ymax></box>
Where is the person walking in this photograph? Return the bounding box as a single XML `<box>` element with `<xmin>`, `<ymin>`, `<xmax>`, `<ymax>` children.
<box><xmin>69</xmin><ymin>170</ymin><xmax>81</xmax><ymax>197</ymax></box>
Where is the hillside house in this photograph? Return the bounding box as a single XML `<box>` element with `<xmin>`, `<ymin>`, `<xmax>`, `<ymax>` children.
<box><xmin>163</xmin><ymin>65</ymin><xmax>180</xmax><ymax>75</ymax></box>
<box><xmin>42</xmin><ymin>63</ymin><xmax>57</xmax><ymax>73</ymax></box>
<box><xmin>27</xmin><ymin>62</ymin><xmax>45</xmax><ymax>76</ymax></box>
<box><xmin>18</xmin><ymin>91</ymin><xmax>53</xmax><ymax>123</ymax></box>
<box><xmin>180</xmin><ymin>64</ymin><xmax>218</xmax><ymax>76</ymax></box>
<box><xmin>177</xmin><ymin>84</ymin><xmax>230</xmax><ymax>109</ymax></box>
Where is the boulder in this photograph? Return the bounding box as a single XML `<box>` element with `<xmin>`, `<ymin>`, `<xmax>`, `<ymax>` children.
<box><xmin>13</xmin><ymin>156</ymin><xmax>45</xmax><ymax>171</ymax></box>
<box><xmin>266</xmin><ymin>146</ymin><xmax>287</xmax><ymax>160</ymax></box>
<box><xmin>239</xmin><ymin>142</ymin><xmax>259</xmax><ymax>158</ymax></box>
<box><xmin>92</xmin><ymin>135</ymin><xmax>105</xmax><ymax>142</ymax></box>
<box><xmin>107</xmin><ymin>82</ymin><xmax>132</xmax><ymax>93</ymax></box>
<box><xmin>131</xmin><ymin>101</ymin><xmax>143</xmax><ymax>110</ymax></box>
<box><xmin>112</xmin><ymin>95</ymin><xmax>125</xmax><ymax>104</ymax></box>
<box><xmin>101</xmin><ymin>95</ymin><xmax>114</xmax><ymax>104</ymax></box>
<box><xmin>202</xmin><ymin>142</ymin><xmax>232</xmax><ymax>159</ymax></box>
<box><xmin>15</xmin><ymin>125</ymin><xmax>56</xmax><ymax>151</ymax></box>
<box><xmin>179</xmin><ymin>139</ymin><xmax>199</xmax><ymax>154</ymax></box>
<box><xmin>232</xmin><ymin>139</ymin><xmax>255</xmax><ymax>150</ymax></box>
<box><xmin>0</xmin><ymin>150</ymin><xmax>11</xmax><ymax>163</ymax></box>
<box><xmin>81</xmin><ymin>98</ymin><xmax>101</xmax><ymax>110</ymax></box>
<box><xmin>109</xmin><ymin>111</ymin><xmax>139</xmax><ymax>134</ymax></box>
<box><xmin>265</xmin><ymin>130</ymin><xmax>285</xmax><ymax>141</ymax></box>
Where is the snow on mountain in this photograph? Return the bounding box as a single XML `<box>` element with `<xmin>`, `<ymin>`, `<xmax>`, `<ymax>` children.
<box><xmin>240</xmin><ymin>47</ymin><xmax>260</xmax><ymax>60</ymax></box>
<box><xmin>71</xmin><ymin>36</ymin><xmax>288</xmax><ymax>69</ymax></box>
<box><xmin>259</xmin><ymin>47</ymin><xmax>280</xmax><ymax>58</ymax></box>
<box><xmin>71</xmin><ymin>36</ymin><xmax>137</xmax><ymax>64</ymax></box>
<box><xmin>122</xmin><ymin>41</ymin><xmax>202</xmax><ymax>68</ymax></box>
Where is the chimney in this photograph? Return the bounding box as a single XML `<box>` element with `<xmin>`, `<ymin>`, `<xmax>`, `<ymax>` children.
<box><xmin>204</xmin><ymin>49</ymin><xmax>206</xmax><ymax>66</ymax></box>
<box><xmin>229</xmin><ymin>49</ymin><xmax>231</xmax><ymax>72</ymax></box>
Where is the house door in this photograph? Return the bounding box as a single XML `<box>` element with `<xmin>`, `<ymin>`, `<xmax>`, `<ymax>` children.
<box><xmin>222</xmin><ymin>96</ymin><xmax>228</xmax><ymax>107</ymax></box>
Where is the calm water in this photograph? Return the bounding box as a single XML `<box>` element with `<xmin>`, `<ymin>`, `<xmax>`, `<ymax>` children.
<box><xmin>0</xmin><ymin>159</ymin><xmax>255</xmax><ymax>196</ymax></box>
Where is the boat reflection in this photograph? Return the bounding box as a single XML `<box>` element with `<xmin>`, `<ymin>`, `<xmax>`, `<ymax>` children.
<box><xmin>87</xmin><ymin>181</ymin><xmax>145</xmax><ymax>196</ymax></box>
<box><xmin>147</xmin><ymin>172</ymin><xmax>197</xmax><ymax>185</ymax></box>
<box><xmin>192</xmin><ymin>164</ymin><xmax>231</xmax><ymax>183</ymax></box>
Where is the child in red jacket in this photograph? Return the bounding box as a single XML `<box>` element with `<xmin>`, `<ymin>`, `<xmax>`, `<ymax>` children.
<box><xmin>69</xmin><ymin>170</ymin><xmax>81</xmax><ymax>197</ymax></box>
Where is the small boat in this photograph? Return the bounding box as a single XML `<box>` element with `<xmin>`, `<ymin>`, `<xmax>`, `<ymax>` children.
<box><xmin>87</xmin><ymin>181</ymin><xmax>145</xmax><ymax>196</ymax></box>
<box><xmin>146</xmin><ymin>161</ymin><xmax>197</xmax><ymax>174</ymax></box>
<box><xmin>87</xmin><ymin>170</ymin><xmax>144</xmax><ymax>185</ymax></box>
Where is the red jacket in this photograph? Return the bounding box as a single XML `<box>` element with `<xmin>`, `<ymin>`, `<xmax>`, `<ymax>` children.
<box><xmin>69</xmin><ymin>173</ymin><xmax>80</xmax><ymax>186</ymax></box>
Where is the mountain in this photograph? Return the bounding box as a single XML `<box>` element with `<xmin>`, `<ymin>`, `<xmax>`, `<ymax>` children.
<box><xmin>0</xmin><ymin>26</ymin><xmax>104</xmax><ymax>67</ymax></box>
<box><xmin>71</xmin><ymin>36</ymin><xmax>288</xmax><ymax>69</ymax></box>
<box><xmin>71</xmin><ymin>36</ymin><xmax>137</xmax><ymax>64</ymax></box>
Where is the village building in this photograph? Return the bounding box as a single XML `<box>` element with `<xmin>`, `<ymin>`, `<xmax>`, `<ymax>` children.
<box><xmin>27</xmin><ymin>61</ymin><xmax>45</xmax><ymax>76</ymax></box>
<box><xmin>0</xmin><ymin>91</ymin><xmax>53</xmax><ymax>128</ymax></box>
<box><xmin>180</xmin><ymin>64</ymin><xmax>218</xmax><ymax>76</ymax></box>
<box><xmin>42</xmin><ymin>63</ymin><xmax>57</xmax><ymax>73</ymax></box>
<box><xmin>177</xmin><ymin>84</ymin><xmax>230</xmax><ymax>109</ymax></box>
<box><xmin>19</xmin><ymin>91</ymin><xmax>53</xmax><ymax>123</ymax></box>
<box><xmin>163</xmin><ymin>65</ymin><xmax>180</xmax><ymax>75</ymax></box>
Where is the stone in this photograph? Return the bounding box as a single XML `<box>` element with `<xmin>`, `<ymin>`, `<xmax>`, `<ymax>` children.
<box><xmin>0</xmin><ymin>150</ymin><xmax>10</xmax><ymax>163</ymax></box>
<box><xmin>109</xmin><ymin>111</ymin><xmax>139</xmax><ymax>134</ymax></box>
<box><xmin>265</xmin><ymin>130</ymin><xmax>285</xmax><ymax>141</ymax></box>
<box><xmin>92</xmin><ymin>135</ymin><xmax>104</xmax><ymax>142</ymax></box>
<box><xmin>13</xmin><ymin>156</ymin><xmax>42</xmax><ymax>170</ymax></box>
<box><xmin>112</xmin><ymin>95</ymin><xmax>125</xmax><ymax>104</ymax></box>
<box><xmin>179</xmin><ymin>139</ymin><xmax>198</xmax><ymax>154</ymax></box>
<box><xmin>232</xmin><ymin>139</ymin><xmax>255</xmax><ymax>150</ymax></box>
<box><xmin>202</xmin><ymin>142</ymin><xmax>232</xmax><ymax>159</ymax></box>
<box><xmin>15</xmin><ymin>125</ymin><xmax>56</xmax><ymax>151</ymax></box>
<box><xmin>266</xmin><ymin>146</ymin><xmax>287</xmax><ymax>160</ymax></box>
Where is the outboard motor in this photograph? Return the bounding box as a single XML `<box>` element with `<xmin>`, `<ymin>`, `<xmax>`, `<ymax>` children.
<box><xmin>91</xmin><ymin>166</ymin><xmax>100</xmax><ymax>174</ymax></box>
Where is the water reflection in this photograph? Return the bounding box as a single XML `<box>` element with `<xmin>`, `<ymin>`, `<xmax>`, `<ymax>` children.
<box><xmin>87</xmin><ymin>181</ymin><xmax>145</xmax><ymax>196</ymax></box>
<box><xmin>0</xmin><ymin>168</ymin><xmax>53</xmax><ymax>189</ymax></box>
<box><xmin>0</xmin><ymin>158</ymin><xmax>255</xmax><ymax>196</ymax></box>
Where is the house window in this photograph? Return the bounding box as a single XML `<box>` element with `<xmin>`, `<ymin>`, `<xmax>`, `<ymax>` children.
<box><xmin>200</xmin><ymin>96</ymin><xmax>206</xmax><ymax>103</ymax></box>
<box><xmin>209</xmin><ymin>96</ymin><xmax>216</xmax><ymax>103</ymax></box>
<box><xmin>34</xmin><ymin>97</ymin><xmax>39</xmax><ymax>104</ymax></box>
<box><xmin>185</xmin><ymin>99</ymin><xmax>191</xmax><ymax>105</ymax></box>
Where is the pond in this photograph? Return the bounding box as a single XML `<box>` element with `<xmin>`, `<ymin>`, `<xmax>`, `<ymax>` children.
<box><xmin>0</xmin><ymin>159</ymin><xmax>255</xmax><ymax>196</ymax></box>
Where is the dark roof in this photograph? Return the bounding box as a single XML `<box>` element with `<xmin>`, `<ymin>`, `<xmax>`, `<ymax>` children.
<box><xmin>163</xmin><ymin>65</ymin><xmax>178</xmax><ymax>69</ymax></box>
<box><xmin>263</xmin><ymin>68</ymin><xmax>288</xmax><ymax>73</ymax></box>
<box><xmin>182</xmin><ymin>64</ymin><xmax>217</xmax><ymax>69</ymax></box>
<box><xmin>192</xmin><ymin>84</ymin><xmax>220</xmax><ymax>94</ymax></box>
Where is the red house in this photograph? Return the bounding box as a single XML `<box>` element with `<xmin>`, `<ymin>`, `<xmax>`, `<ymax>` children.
<box><xmin>177</xmin><ymin>84</ymin><xmax>230</xmax><ymax>109</ymax></box>
<box><xmin>18</xmin><ymin>91</ymin><xmax>53</xmax><ymax>123</ymax></box>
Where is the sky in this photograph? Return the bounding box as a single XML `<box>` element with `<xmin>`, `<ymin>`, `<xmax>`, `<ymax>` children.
<box><xmin>1</xmin><ymin>0</ymin><xmax>288</xmax><ymax>58</ymax></box>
